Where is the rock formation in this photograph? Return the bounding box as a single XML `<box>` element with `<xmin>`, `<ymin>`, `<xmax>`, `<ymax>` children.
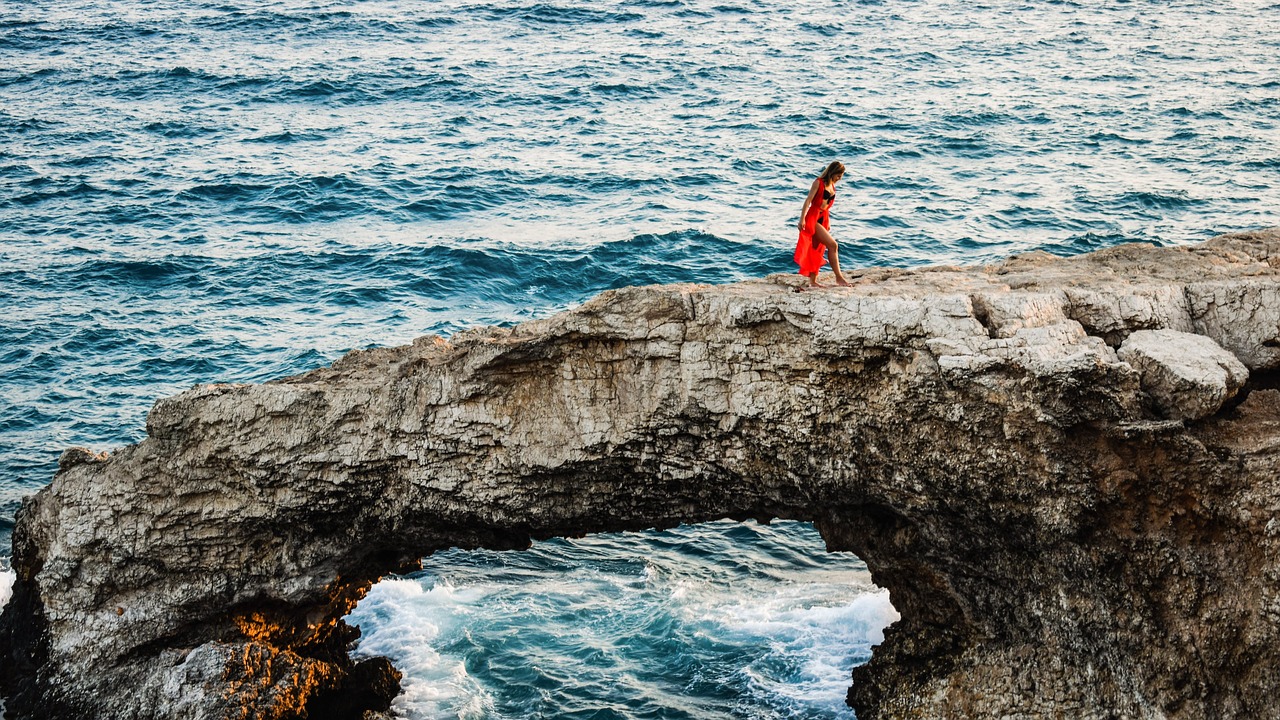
<box><xmin>3</xmin><ymin>228</ymin><xmax>1280</xmax><ymax>719</ymax></box>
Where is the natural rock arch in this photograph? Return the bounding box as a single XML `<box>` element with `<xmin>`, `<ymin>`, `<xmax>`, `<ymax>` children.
<box><xmin>3</xmin><ymin>229</ymin><xmax>1280</xmax><ymax>719</ymax></box>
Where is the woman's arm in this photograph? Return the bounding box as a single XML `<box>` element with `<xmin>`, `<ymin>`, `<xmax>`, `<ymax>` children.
<box><xmin>797</xmin><ymin>178</ymin><xmax>820</xmax><ymax>231</ymax></box>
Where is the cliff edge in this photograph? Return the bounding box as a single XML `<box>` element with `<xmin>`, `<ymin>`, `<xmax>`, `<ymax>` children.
<box><xmin>3</xmin><ymin>229</ymin><xmax>1280</xmax><ymax>719</ymax></box>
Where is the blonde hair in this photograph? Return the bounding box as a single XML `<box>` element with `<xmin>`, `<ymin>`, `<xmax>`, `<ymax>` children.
<box><xmin>820</xmin><ymin>161</ymin><xmax>845</xmax><ymax>183</ymax></box>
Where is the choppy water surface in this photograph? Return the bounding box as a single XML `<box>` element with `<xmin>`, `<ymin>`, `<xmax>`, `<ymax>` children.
<box><xmin>349</xmin><ymin>521</ymin><xmax>896</xmax><ymax>719</ymax></box>
<box><xmin>1</xmin><ymin>0</ymin><xmax>1277</xmax><ymax>716</ymax></box>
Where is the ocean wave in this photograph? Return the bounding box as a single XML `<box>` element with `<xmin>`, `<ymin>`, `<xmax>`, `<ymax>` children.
<box><xmin>489</xmin><ymin>4</ymin><xmax>645</xmax><ymax>25</ymax></box>
<box><xmin>1040</xmin><ymin>231</ymin><xmax>1139</xmax><ymax>257</ymax></box>
<box><xmin>190</xmin><ymin>8</ymin><xmax>405</xmax><ymax>34</ymax></box>
<box><xmin>103</xmin><ymin>67</ymin><xmax>272</xmax><ymax>96</ymax></box>
<box><xmin>588</xmin><ymin>81</ymin><xmax>661</xmax><ymax>98</ymax></box>
<box><xmin>1110</xmin><ymin>190</ymin><xmax>1206</xmax><ymax>211</ymax></box>
<box><xmin>0</xmin><ymin>25</ymin><xmax>64</xmax><ymax>52</ymax></box>
<box><xmin>0</xmin><ymin>67</ymin><xmax>59</xmax><ymax>89</ymax></box>
<box><xmin>940</xmin><ymin>110</ymin><xmax>1017</xmax><ymax>128</ymax></box>
<box><xmin>350</xmin><ymin>521</ymin><xmax>885</xmax><ymax>719</ymax></box>
<box><xmin>6</xmin><ymin>180</ymin><xmax>123</xmax><ymax>208</ymax></box>
<box><xmin>1243</xmin><ymin>157</ymin><xmax>1280</xmax><ymax>169</ymax></box>
<box><xmin>168</xmin><ymin>174</ymin><xmax>395</xmax><ymax>222</ymax></box>
<box><xmin>77</xmin><ymin>66</ymin><xmax>490</xmax><ymax>107</ymax></box>
<box><xmin>1086</xmin><ymin>132</ymin><xmax>1154</xmax><ymax>145</ymax></box>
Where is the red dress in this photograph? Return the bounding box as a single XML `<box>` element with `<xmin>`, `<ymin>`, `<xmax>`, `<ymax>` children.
<box><xmin>794</xmin><ymin>179</ymin><xmax>834</xmax><ymax>276</ymax></box>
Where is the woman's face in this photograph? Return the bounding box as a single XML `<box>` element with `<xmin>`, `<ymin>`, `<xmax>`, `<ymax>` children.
<box><xmin>833</xmin><ymin>173</ymin><xmax>844</xmax><ymax>184</ymax></box>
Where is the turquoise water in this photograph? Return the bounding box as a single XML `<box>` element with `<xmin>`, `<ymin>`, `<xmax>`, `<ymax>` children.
<box><xmin>348</xmin><ymin>521</ymin><xmax>895</xmax><ymax>719</ymax></box>
<box><xmin>2</xmin><ymin>0</ymin><xmax>1278</xmax><ymax>716</ymax></box>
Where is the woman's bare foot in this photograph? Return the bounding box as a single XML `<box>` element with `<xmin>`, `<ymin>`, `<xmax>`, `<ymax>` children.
<box><xmin>835</xmin><ymin>276</ymin><xmax>851</xmax><ymax>287</ymax></box>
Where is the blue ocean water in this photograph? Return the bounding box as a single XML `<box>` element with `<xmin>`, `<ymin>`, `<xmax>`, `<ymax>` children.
<box><xmin>348</xmin><ymin>521</ymin><xmax>896</xmax><ymax>720</ymax></box>
<box><xmin>1</xmin><ymin>0</ymin><xmax>1278</xmax><ymax>716</ymax></box>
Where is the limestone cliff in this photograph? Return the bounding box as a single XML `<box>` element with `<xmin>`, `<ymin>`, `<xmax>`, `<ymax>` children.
<box><xmin>3</xmin><ymin>229</ymin><xmax>1280</xmax><ymax>719</ymax></box>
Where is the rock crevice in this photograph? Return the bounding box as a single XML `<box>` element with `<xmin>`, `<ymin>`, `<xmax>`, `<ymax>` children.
<box><xmin>3</xmin><ymin>228</ymin><xmax>1280</xmax><ymax>719</ymax></box>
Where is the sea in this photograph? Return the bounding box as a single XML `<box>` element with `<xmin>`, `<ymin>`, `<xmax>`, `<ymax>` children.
<box><xmin>1</xmin><ymin>0</ymin><xmax>1277</xmax><ymax>717</ymax></box>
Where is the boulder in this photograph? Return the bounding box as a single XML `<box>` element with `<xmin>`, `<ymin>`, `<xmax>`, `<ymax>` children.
<box><xmin>1119</xmin><ymin>329</ymin><xmax>1249</xmax><ymax>420</ymax></box>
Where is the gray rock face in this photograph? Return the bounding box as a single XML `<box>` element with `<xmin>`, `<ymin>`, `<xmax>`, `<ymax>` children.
<box><xmin>1119</xmin><ymin>329</ymin><xmax>1250</xmax><ymax>420</ymax></box>
<box><xmin>3</xmin><ymin>228</ymin><xmax>1280</xmax><ymax>719</ymax></box>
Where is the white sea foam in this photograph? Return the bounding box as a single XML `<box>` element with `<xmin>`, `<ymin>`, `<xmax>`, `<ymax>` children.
<box><xmin>751</xmin><ymin>592</ymin><xmax>896</xmax><ymax>713</ymax></box>
<box><xmin>350</xmin><ymin>524</ymin><xmax>900</xmax><ymax>719</ymax></box>
<box><xmin>0</xmin><ymin>569</ymin><xmax>14</xmax><ymax>612</ymax></box>
<box><xmin>348</xmin><ymin>577</ymin><xmax>496</xmax><ymax>720</ymax></box>
<box><xmin>678</xmin><ymin>581</ymin><xmax>899</xmax><ymax>717</ymax></box>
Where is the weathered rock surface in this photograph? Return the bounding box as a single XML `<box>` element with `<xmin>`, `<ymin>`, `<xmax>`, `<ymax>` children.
<box><xmin>3</xmin><ymin>228</ymin><xmax>1280</xmax><ymax>719</ymax></box>
<box><xmin>1118</xmin><ymin>329</ymin><xmax>1250</xmax><ymax>420</ymax></box>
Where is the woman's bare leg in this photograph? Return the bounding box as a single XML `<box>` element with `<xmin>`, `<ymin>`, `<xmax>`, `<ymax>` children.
<box><xmin>813</xmin><ymin>225</ymin><xmax>850</xmax><ymax>286</ymax></box>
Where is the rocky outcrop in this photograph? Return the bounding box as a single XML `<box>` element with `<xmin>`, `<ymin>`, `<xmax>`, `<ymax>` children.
<box><xmin>1117</xmin><ymin>329</ymin><xmax>1250</xmax><ymax>420</ymax></box>
<box><xmin>3</xmin><ymin>228</ymin><xmax>1280</xmax><ymax>719</ymax></box>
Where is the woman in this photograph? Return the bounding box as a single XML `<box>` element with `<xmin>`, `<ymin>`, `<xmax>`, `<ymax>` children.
<box><xmin>794</xmin><ymin>161</ymin><xmax>851</xmax><ymax>288</ymax></box>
